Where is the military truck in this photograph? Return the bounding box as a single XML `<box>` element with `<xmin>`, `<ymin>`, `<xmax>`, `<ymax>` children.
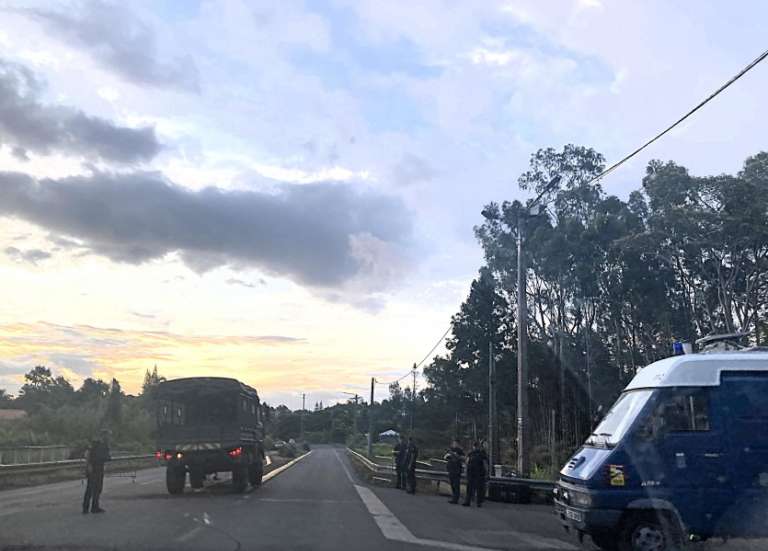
<box><xmin>154</xmin><ymin>377</ymin><xmax>265</xmax><ymax>494</ymax></box>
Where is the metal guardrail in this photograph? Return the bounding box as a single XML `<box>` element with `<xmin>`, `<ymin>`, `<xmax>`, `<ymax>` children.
<box><xmin>346</xmin><ymin>448</ymin><xmax>554</xmax><ymax>494</ymax></box>
<box><xmin>0</xmin><ymin>454</ymin><xmax>155</xmax><ymax>476</ymax></box>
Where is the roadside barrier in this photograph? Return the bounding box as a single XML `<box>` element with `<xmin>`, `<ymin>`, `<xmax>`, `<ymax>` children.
<box><xmin>346</xmin><ymin>448</ymin><xmax>554</xmax><ymax>504</ymax></box>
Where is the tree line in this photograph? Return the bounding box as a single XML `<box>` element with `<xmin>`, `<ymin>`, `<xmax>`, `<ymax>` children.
<box><xmin>0</xmin><ymin>366</ymin><xmax>165</xmax><ymax>453</ymax></box>
<box><xmin>412</xmin><ymin>145</ymin><xmax>768</xmax><ymax>471</ymax></box>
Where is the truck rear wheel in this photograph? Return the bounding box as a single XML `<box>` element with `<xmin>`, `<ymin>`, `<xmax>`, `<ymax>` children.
<box><xmin>619</xmin><ymin>512</ymin><xmax>684</xmax><ymax>551</ymax></box>
<box><xmin>232</xmin><ymin>465</ymin><xmax>248</xmax><ymax>493</ymax></box>
<box><xmin>166</xmin><ymin>466</ymin><xmax>186</xmax><ymax>494</ymax></box>
<box><xmin>248</xmin><ymin>460</ymin><xmax>263</xmax><ymax>486</ymax></box>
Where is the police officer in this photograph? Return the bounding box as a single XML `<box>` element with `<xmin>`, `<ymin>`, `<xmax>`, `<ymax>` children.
<box><xmin>82</xmin><ymin>429</ymin><xmax>111</xmax><ymax>514</ymax></box>
<box><xmin>463</xmin><ymin>440</ymin><xmax>488</xmax><ymax>507</ymax></box>
<box><xmin>404</xmin><ymin>437</ymin><xmax>419</xmax><ymax>494</ymax></box>
<box><xmin>444</xmin><ymin>439</ymin><xmax>464</xmax><ymax>504</ymax></box>
<box><xmin>392</xmin><ymin>434</ymin><xmax>407</xmax><ymax>490</ymax></box>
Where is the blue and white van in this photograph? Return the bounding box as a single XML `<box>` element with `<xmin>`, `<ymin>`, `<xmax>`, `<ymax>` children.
<box><xmin>555</xmin><ymin>346</ymin><xmax>768</xmax><ymax>551</ymax></box>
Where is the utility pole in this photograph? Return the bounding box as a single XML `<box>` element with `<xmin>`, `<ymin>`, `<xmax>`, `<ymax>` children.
<box><xmin>341</xmin><ymin>392</ymin><xmax>360</xmax><ymax>435</ymax></box>
<box><xmin>367</xmin><ymin>377</ymin><xmax>375</xmax><ymax>457</ymax></box>
<box><xmin>410</xmin><ymin>364</ymin><xmax>417</xmax><ymax>434</ymax></box>
<box><xmin>300</xmin><ymin>393</ymin><xmax>306</xmax><ymax>440</ymax></box>
<box><xmin>516</xmin><ymin>211</ymin><xmax>529</xmax><ymax>477</ymax></box>
<box><xmin>488</xmin><ymin>341</ymin><xmax>497</xmax><ymax>469</ymax></box>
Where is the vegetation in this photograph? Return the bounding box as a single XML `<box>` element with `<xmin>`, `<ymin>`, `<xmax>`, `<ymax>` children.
<box><xmin>421</xmin><ymin>146</ymin><xmax>768</xmax><ymax>470</ymax></box>
<box><xmin>0</xmin><ymin>366</ymin><xmax>163</xmax><ymax>454</ymax></box>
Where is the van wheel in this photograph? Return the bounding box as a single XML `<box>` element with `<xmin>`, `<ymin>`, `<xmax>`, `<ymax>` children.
<box><xmin>166</xmin><ymin>466</ymin><xmax>186</xmax><ymax>494</ymax></box>
<box><xmin>620</xmin><ymin>512</ymin><xmax>684</xmax><ymax>551</ymax></box>
<box><xmin>232</xmin><ymin>465</ymin><xmax>248</xmax><ymax>493</ymax></box>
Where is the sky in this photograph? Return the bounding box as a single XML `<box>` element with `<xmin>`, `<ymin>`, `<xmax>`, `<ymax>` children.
<box><xmin>0</xmin><ymin>0</ymin><xmax>766</xmax><ymax>409</ymax></box>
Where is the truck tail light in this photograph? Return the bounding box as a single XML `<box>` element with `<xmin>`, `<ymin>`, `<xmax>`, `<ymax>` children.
<box><xmin>155</xmin><ymin>451</ymin><xmax>163</xmax><ymax>460</ymax></box>
<box><xmin>228</xmin><ymin>447</ymin><xmax>243</xmax><ymax>458</ymax></box>
<box><xmin>164</xmin><ymin>452</ymin><xmax>173</xmax><ymax>461</ymax></box>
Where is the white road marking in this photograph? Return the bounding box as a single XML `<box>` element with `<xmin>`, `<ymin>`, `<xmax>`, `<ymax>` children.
<box><xmin>334</xmin><ymin>448</ymin><xmax>355</xmax><ymax>483</ymax></box>
<box><xmin>337</xmin><ymin>449</ymin><xmax>575</xmax><ymax>551</ymax></box>
<box><xmin>176</xmin><ymin>525</ymin><xmax>203</xmax><ymax>542</ymax></box>
<box><xmin>261</xmin><ymin>450</ymin><xmax>312</xmax><ymax>483</ymax></box>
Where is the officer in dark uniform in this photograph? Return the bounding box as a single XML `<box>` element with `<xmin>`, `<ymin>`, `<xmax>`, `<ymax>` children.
<box><xmin>444</xmin><ymin>439</ymin><xmax>464</xmax><ymax>504</ymax></box>
<box><xmin>404</xmin><ymin>437</ymin><xmax>419</xmax><ymax>494</ymax></box>
<box><xmin>463</xmin><ymin>440</ymin><xmax>488</xmax><ymax>507</ymax></box>
<box><xmin>82</xmin><ymin>429</ymin><xmax>111</xmax><ymax>514</ymax></box>
<box><xmin>392</xmin><ymin>434</ymin><xmax>407</xmax><ymax>489</ymax></box>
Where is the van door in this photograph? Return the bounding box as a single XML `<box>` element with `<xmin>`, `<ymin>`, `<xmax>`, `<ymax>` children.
<box><xmin>639</xmin><ymin>388</ymin><xmax>729</xmax><ymax>534</ymax></box>
<box><xmin>716</xmin><ymin>372</ymin><xmax>768</xmax><ymax>536</ymax></box>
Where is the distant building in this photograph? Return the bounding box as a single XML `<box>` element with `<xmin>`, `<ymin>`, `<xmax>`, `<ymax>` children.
<box><xmin>0</xmin><ymin>409</ymin><xmax>26</xmax><ymax>422</ymax></box>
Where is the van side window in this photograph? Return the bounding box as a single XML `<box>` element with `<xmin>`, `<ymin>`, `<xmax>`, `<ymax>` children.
<box><xmin>652</xmin><ymin>390</ymin><xmax>710</xmax><ymax>433</ymax></box>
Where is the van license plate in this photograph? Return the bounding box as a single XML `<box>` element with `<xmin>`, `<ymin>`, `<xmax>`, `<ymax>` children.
<box><xmin>565</xmin><ymin>508</ymin><xmax>583</xmax><ymax>522</ymax></box>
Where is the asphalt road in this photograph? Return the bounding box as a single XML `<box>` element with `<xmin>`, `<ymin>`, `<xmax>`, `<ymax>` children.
<box><xmin>0</xmin><ymin>446</ymin><xmax>765</xmax><ymax>551</ymax></box>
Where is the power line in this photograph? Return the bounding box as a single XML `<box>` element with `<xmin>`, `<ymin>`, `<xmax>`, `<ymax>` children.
<box><xmin>414</xmin><ymin>325</ymin><xmax>452</xmax><ymax>369</ymax></box>
<box><xmin>587</xmin><ymin>47</ymin><xmax>768</xmax><ymax>187</ymax></box>
<box><xmin>377</xmin><ymin>325</ymin><xmax>453</xmax><ymax>386</ymax></box>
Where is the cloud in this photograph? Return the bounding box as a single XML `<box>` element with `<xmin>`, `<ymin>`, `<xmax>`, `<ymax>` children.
<box><xmin>0</xmin><ymin>170</ymin><xmax>413</xmax><ymax>294</ymax></box>
<box><xmin>0</xmin><ymin>59</ymin><xmax>162</xmax><ymax>163</ymax></box>
<box><xmin>226</xmin><ymin>277</ymin><xmax>266</xmax><ymax>289</ymax></box>
<box><xmin>20</xmin><ymin>1</ymin><xmax>199</xmax><ymax>92</ymax></box>
<box><xmin>130</xmin><ymin>311</ymin><xmax>157</xmax><ymax>320</ymax></box>
<box><xmin>391</xmin><ymin>154</ymin><xmax>435</xmax><ymax>187</ymax></box>
<box><xmin>4</xmin><ymin>245</ymin><xmax>51</xmax><ymax>265</ymax></box>
<box><xmin>0</xmin><ymin>321</ymin><xmax>307</xmax><ymax>394</ymax></box>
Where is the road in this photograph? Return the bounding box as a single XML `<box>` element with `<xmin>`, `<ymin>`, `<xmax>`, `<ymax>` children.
<box><xmin>0</xmin><ymin>446</ymin><xmax>764</xmax><ymax>551</ymax></box>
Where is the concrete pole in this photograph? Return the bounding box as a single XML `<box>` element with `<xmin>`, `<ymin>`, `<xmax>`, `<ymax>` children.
<box><xmin>516</xmin><ymin>213</ymin><xmax>530</xmax><ymax>477</ymax></box>
<box><xmin>367</xmin><ymin>377</ymin><xmax>375</xmax><ymax>457</ymax></box>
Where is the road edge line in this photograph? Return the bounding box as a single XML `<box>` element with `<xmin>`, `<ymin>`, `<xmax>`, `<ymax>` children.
<box><xmin>262</xmin><ymin>450</ymin><xmax>312</xmax><ymax>484</ymax></box>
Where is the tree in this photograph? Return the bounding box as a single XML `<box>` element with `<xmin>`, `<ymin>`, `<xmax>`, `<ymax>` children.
<box><xmin>106</xmin><ymin>378</ymin><xmax>123</xmax><ymax>426</ymax></box>
<box><xmin>76</xmin><ymin>378</ymin><xmax>110</xmax><ymax>403</ymax></box>
<box><xmin>17</xmin><ymin>366</ymin><xmax>75</xmax><ymax>411</ymax></box>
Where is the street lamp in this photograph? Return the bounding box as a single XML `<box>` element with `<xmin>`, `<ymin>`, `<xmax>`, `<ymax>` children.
<box><xmin>516</xmin><ymin>175</ymin><xmax>560</xmax><ymax>477</ymax></box>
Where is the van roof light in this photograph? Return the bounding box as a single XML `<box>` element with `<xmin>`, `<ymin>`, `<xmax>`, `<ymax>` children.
<box><xmin>696</xmin><ymin>332</ymin><xmax>749</xmax><ymax>353</ymax></box>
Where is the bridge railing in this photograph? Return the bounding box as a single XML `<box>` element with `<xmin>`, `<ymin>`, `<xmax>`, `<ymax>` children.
<box><xmin>346</xmin><ymin>447</ymin><xmax>554</xmax><ymax>503</ymax></box>
<box><xmin>0</xmin><ymin>454</ymin><xmax>156</xmax><ymax>488</ymax></box>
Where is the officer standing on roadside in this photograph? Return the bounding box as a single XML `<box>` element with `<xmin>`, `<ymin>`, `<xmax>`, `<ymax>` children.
<box><xmin>82</xmin><ymin>428</ymin><xmax>111</xmax><ymax>514</ymax></box>
<box><xmin>404</xmin><ymin>436</ymin><xmax>419</xmax><ymax>494</ymax></box>
<box><xmin>463</xmin><ymin>440</ymin><xmax>488</xmax><ymax>508</ymax></box>
<box><xmin>444</xmin><ymin>439</ymin><xmax>464</xmax><ymax>504</ymax></box>
<box><xmin>392</xmin><ymin>434</ymin><xmax>407</xmax><ymax>490</ymax></box>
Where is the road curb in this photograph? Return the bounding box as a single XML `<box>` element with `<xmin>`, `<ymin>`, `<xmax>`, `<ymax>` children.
<box><xmin>262</xmin><ymin>450</ymin><xmax>312</xmax><ymax>483</ymax></box>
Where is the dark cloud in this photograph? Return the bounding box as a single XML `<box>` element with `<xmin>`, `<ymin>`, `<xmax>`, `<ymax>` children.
<box><xmin>0</xmin><ymin>171</ymin><xmax>412</xmax><ymax>291</ymax></box>
<box><xmin>4</xmin><ymin>246</ymin><xmax>51</xmax><ymax>265</ymax></box>
<box><xmin>21</xmin><ymin>2</ymin><xmax>199</xmax><ymax>92</ymax></box>
<box><xmin>0</xmin><ymin>59</ymin><xmax>162</xmax><ymax>163</ymax></box>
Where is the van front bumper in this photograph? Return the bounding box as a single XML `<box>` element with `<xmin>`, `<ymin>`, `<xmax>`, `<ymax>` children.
<box><xmin>554</xmin><ymin>499</ymin><xmax>623</xmax><ymax>535</ymax></box>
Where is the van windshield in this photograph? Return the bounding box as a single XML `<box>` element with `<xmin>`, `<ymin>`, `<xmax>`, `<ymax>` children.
<box><xmin>586</xmin><ymin>389</ymin><xmax>653</xmax><ymax>447</ymax></box>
